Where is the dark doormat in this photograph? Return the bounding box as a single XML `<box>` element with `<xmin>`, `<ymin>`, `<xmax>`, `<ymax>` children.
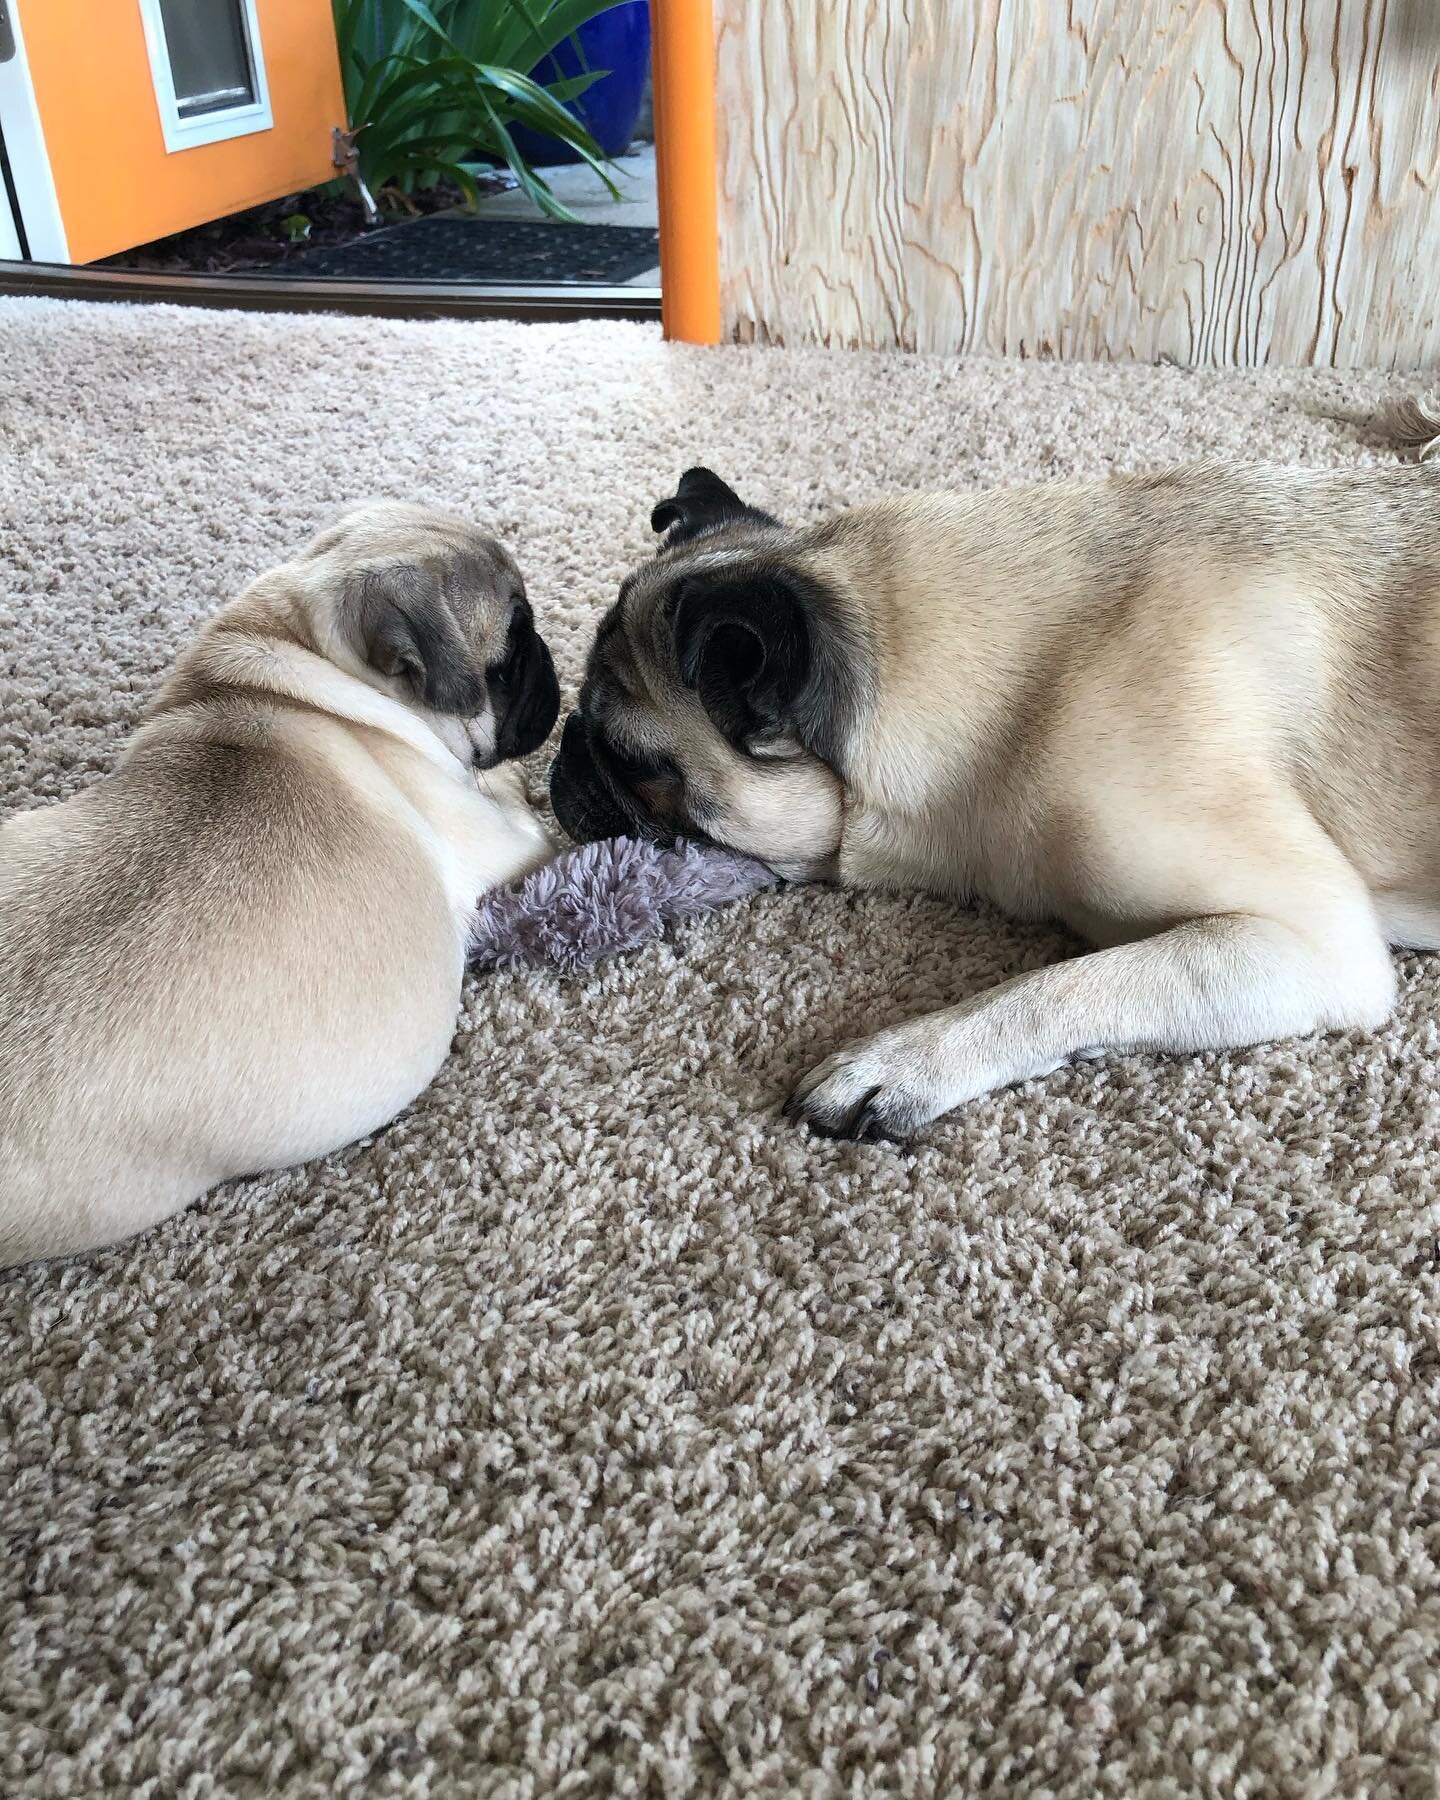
<box><xmin>287</xmin><ymin>218</ymin><xmax>660</xmax><ymax>284</ymax></box>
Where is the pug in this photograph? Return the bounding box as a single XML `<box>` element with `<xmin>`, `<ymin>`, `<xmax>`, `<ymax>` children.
<box><xmin>1</xmin><ymin>502</ymin><xmax>559</xmax><ymax>1265</ymax></box>
<box><xmin>550</xmin><ymin>457</ymin><xmax>1440</xmax><ymax>1141</ymax></box>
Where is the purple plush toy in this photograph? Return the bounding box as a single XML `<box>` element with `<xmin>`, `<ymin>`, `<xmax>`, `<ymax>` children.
<box><xmin>469</xmin><ymin>836</ymin><xmax>777</xmax><ymax>975</ymax></box>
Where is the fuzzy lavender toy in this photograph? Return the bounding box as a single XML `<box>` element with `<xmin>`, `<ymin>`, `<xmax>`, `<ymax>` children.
<box><xmin>469</xmin><ymin>836</ymin><xmax>777</xmax><ymax>975</ymax></box>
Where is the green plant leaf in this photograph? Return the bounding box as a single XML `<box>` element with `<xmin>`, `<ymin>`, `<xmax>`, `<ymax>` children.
<box><xmin>488</xmin><ymin>0</ymin><xmax>620</xmax><ymax>71</ymax></box>
<box><xmin>420</xmin><ymin>158</ymin><xmax>481</xmax><ymax>208</ymax></box>
<box><xmin>479</xmin><ymin>95</ymin><xmax>585</xmax><ymax>223</ymax></box>
<box><xmin>360</xmin><ymin>56</ymin><xmax>453</xmax><ymax>127</ymax></box>
<box><xmin>332</xmin><ymin>0</ymin><xmax>364</xmax><ymax>80</ymax></box>
<box><xmin>332</xmin><ymin>0</ymin><xmax>632</xmax><ymax>215</ymax></box>
<box><xmin>350</xmin><ymin>52</ymin><xmax>427</xmax><ymax>134</ymax></box>
<box><xmin>536</xmin><ymin>71</ymin><xmax>597</xmax><ymax>105</ymax></box>
<box><xmin>391</xmin><ymin>0</ymin><xmax>455</xmax><ymax>51</ymax></box>
<box><xmin>474</xmin><ymin>68</ymin><xmax>621</xmax><ymax>199</ymax></box>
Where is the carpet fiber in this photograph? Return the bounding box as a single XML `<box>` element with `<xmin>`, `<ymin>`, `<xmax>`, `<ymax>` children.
<box><xmin>2</xmin><ymin>301</ymin><xmax>1438</xmax><ymax>1797</ymax></box>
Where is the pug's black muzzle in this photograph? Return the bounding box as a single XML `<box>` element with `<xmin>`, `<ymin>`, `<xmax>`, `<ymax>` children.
<box><xmin>549</xmin><ymin>711</ymin><xmax>639</xmax><ymax>843</ymax></box>
<box><xmin>494</xmin><ymin>627</ymin><xmax>561</xmax><ymax>762</ymax></box>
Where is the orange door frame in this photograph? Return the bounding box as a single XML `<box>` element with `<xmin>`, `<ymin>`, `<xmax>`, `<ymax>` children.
<box><xmin>650</xmin><ymin>0</ymin><xmax>721</xmax><ymax>344</ymax></box>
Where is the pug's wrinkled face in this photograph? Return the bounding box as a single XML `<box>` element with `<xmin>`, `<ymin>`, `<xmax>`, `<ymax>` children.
<box><xmin>305</xmin><ymin>500</ymin><xmax>560</xmax><ymax>768</ymax></box>
<box><xmin>549</xmin><ymin>470</ymin><xmax>862</xmax><ymax>879</ymax></box>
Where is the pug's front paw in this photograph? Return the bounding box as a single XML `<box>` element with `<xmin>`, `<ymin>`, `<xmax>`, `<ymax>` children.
<box><xmin>783</xmin><ymin>1030</ymin><xmax>951</xmax><ymax>1143</ymax></box>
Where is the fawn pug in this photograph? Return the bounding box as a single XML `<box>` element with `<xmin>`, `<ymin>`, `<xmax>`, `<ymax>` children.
<box><xmin>1</xmin><ymin>503</ymin><xmax>558</xmax><ymax>1263</ymax></box>
<box><xmin>552</xmin><ymin>451</ymin><xmax>1440</xmax><ymax>1140</ymax></box>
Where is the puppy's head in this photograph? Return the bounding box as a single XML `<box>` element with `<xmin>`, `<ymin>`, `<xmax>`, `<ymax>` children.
<box><xmin>549</xmin><ymin>470</ymin><xmax>868</xmax><ymax>877</ymax></box>
<box><xmin>302</xmin><ymin>501</ymin><xmax>559</xmax><ymax>768</ymax></box>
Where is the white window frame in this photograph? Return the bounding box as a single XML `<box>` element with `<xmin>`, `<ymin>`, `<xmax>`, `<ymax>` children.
<box><xmin>0</xmin><ymin>178</ymin><xmax>23</xmax><ymax>261</ymax></box>
<box><xmin>0</xmin><ymin>0</ymin><xmax>69</xmax><ymax>260</ymax></box>
<box><xmin>136</xmin><ymin>0</ymin><xmax>274</xmax><ymax>154</ymax></box>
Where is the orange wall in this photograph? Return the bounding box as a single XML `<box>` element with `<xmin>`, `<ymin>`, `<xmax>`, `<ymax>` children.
<box><xmin>17</xmin><ymin>0</ymin><xmax>346</xmax><ymax>264</ymax></box>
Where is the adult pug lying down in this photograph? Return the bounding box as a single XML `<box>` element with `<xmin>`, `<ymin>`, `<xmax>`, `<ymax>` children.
<box><xmin>1</xmin><ymin>503</ymin><xmax>558</xmax><ymax>1265</ymax></box>
<box><xmin>551</xmin><ymin>455</ymin><xmax>1440</xmax><ymax>1142</ymax></box>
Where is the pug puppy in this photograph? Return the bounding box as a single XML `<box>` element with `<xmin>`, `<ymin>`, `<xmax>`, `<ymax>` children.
<box><xmin>1</xmin><ymin>502</ymin><xmax>559</xmax><ymax>1265</ymax></box>
<box><xmin>550</xmin><ymin>458</ymin><xmax>1440</xmax><ymax>1141</ymax></box>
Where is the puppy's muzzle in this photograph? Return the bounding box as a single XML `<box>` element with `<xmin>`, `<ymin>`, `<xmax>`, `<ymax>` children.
<box><xmin>494</xmin><ymin>626</ymin><xmax>561</xmax><ymax>762</ymax></box>
<box><xmin>548</xmin><ymin>712</ymin><xmax>637</xmax><ymax>843</ymax></box>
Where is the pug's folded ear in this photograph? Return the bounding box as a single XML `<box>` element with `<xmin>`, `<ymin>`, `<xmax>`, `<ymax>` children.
<box><xmin>347</xmin><ymin>564</ymin><xmax>485</xmax><ymax>715</ymax></box>
<box><xmin>651</xmin><ymin>467</ymin><xmax>779</xmax><ymax>548</ymax></box>
<box><xmin>671</xmin><ymin>569</ymin><xmax>814</xmax><ymax>752</ymax></box>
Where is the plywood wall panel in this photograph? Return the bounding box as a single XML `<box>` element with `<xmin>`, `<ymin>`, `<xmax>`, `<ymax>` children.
<box><xmin>714</xmin><ymin>0</ymin><xmax>1440</xmax><ymax>365</ymax></box>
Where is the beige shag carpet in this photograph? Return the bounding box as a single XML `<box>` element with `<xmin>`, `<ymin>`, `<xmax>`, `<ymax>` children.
<box><xmin>2</xmin><ymin>299</ymin><xmax>1439</xmax><ymax>1798</ymax></box>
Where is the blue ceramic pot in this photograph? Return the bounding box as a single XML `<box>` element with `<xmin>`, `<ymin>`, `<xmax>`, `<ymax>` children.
<box><xmin>508</xmin><ymin>2</ymin><xmax>651</xmax><ymax>166</ymax></box>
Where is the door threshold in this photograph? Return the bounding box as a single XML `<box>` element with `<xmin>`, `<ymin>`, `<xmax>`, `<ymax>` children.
<box><xmin>0</xmin><ymin>260</ymin><xmax>663</xmax><ymax>321</ymax></box>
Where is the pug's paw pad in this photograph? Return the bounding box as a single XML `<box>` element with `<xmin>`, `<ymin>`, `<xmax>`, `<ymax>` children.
<box><xmin>783</xmin><ymin>1039</ymin><xmax>942</xmax><ymax>1143</ymax></box>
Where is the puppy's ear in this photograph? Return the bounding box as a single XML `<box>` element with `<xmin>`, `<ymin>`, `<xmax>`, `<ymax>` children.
<box><xmin>651</xmin><ymin>467</ymin><xmax>778</xmax><ymax>548</ymax></box>
<box><xmin>347</xmin><ymin>564</ymin><xmax>485</xmax><ymax>714</ymax></box>
<box><xmin>672</xmin><ymin>569</ymin><xmax>813</xmax><ymax>751</ymax></box>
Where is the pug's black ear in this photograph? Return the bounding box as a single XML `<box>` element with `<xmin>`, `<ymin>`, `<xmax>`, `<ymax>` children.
<box><xmin>651</xmin><ymin>467</ymin><xmax>779</xmax><ymax>547</ymax></box>
<box><xmin>348</xmin><ymin>564</ymin><xmax>485</xmax><ymax>714</ymax></box>
<box><xmin>672</xmin><ymin>569</ymin><xmax>814</xmax><ymax>751</ymax></box>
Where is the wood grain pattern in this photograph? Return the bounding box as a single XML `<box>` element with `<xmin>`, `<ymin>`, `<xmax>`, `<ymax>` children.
<box><xmin>714</xmin><ymin>0</ymin><xmax>1440</xmax><ymax>364</ymax></box>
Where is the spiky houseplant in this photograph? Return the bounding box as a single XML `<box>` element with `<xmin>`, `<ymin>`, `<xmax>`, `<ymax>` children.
<box><xmin>332</xmin><ymin>0</ymin><xmax>622</xmax><ymax>223</ymax></box>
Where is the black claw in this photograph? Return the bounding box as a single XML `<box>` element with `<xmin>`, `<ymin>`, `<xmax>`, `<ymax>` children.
<box><xmin>790</xmin><ymin>1083</ymin><xmax>886</xmax><ymax>1141</ymax></box>
<box><xmin>840</xmin><ymin>1085</ymin><xmax>887</xmax><ymax>1140</ymax></box>
<box><xmin>851</xmin><ymin>1099</ymin><xmax>890</xmax><ymax>1143</ymax></box>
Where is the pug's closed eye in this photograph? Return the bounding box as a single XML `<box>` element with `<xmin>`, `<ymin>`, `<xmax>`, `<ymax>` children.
<box><xmin>603</xmin><ymin>738</ymin><xmax>683</xmax><ymax>807</ymax></box>
<box><xmin>607</xmin><ymin>736</ymin><xmax>678</xmax><ymax>780</ymax></box>
<box><xmin>631</xmin><ymin>759</ymin><xmax>684</xmax><ymax>824</ymax></box>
